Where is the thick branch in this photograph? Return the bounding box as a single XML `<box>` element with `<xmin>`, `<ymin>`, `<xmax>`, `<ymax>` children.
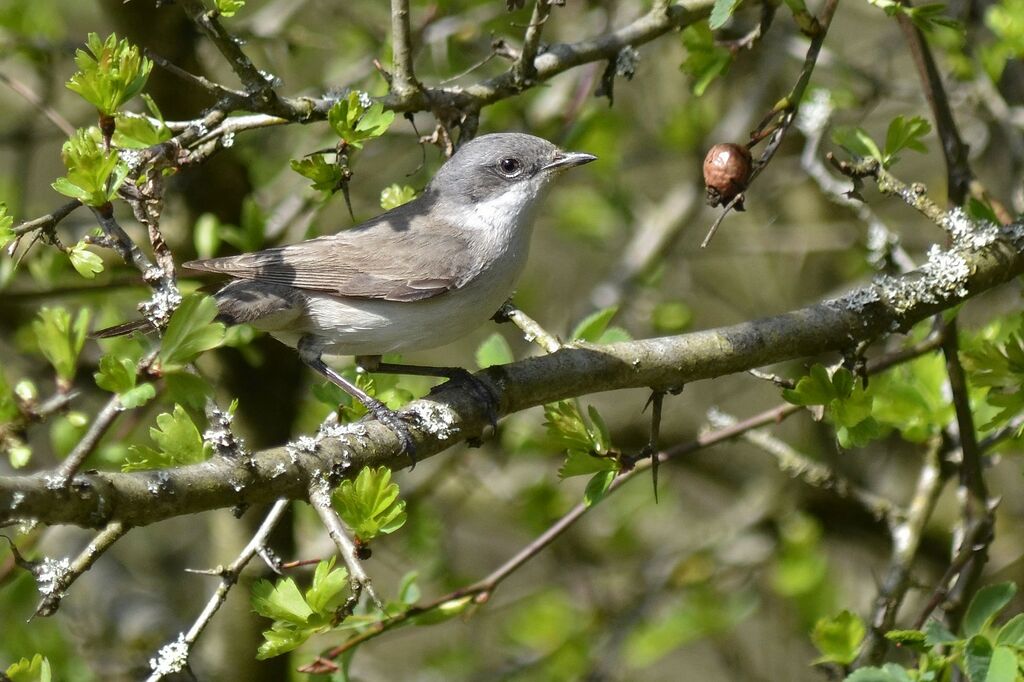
<box><xmin>3</xmin><ymin>220</ymin><xmax>1024</xmax><ymax>529</ymax></box>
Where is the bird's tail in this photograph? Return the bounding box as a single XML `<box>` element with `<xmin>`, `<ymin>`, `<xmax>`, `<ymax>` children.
<box><xmin>91</xmin><ymin>318</ymin><xmax>155</xmax><ymax>339</ymax></box>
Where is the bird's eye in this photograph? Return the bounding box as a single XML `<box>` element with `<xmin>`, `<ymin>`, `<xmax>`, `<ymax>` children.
<box><xmin>497</xmin><ymin>157</ymin><xmax>523</xmax><ymax>177</ymax></box>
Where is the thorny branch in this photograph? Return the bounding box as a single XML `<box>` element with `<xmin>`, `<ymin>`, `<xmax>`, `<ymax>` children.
<box><xmin>146</xmin><ymin>499</ymin><xmax>291</xmax><ymax>681</ymax></box>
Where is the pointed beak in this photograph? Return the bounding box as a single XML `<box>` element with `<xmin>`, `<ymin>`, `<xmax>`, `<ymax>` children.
<box><xmin>542</xmin><ymin>150</ymin><xmax>597</xmax><ymax>173</ymax></box>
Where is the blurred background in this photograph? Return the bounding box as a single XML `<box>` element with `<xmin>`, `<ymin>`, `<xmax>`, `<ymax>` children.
<box><xmin>1</xmin><ymin>0</ymin><xmax>1023</xmax><ymax>679</ymax></box>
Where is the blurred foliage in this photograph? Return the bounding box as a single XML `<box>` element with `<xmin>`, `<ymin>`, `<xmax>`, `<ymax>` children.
<box><xmin>0</xmin><ymin>0</ymin><xmax>1023</xmax><ymax>680</ymax></box>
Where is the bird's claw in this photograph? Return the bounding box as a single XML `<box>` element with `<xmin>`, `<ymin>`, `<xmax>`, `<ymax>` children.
<box><xmin>364</xmin><ymin>398</ymin><xmax>417</xmax><ymax>469</ymax></box>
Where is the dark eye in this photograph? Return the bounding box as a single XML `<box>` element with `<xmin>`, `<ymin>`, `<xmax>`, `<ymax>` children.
<box><xmin>498</xmin><ymin>157</ymin><xmax>523</xmax><ymax>176</ymax></box>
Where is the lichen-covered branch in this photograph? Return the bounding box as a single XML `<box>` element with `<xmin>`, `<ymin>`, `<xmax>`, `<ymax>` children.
<box><xmin>3</xmin><ymin>215</ymin><xmax>1024</xmax><ymax>529</ymax></box>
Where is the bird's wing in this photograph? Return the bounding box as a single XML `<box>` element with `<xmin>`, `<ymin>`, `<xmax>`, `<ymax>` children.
<box><xmin>183</xmin><ymin>212</ymin><xmax>479</xmax><ymax>303</ymax></box>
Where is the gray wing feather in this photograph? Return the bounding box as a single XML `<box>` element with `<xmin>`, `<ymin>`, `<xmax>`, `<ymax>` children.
<box><xmin>184</xmin><ymin>207</ymin><xmax>479</xmax><ymax>303</ymax></box>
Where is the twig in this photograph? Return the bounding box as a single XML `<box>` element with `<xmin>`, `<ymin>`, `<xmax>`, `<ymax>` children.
<box><xmin>308</xmin><ymin>480</ymin><xmax>383</xmax><ymax>609</ymax></box>
<box><xmin>495</xmin><ymin>301</ymin><xmax>561</xmax><ymax>353</ymax></box>
<box><xmin>177</xmin><ymin>0</ymin><xmax>278</xmax><ymax>102</ymax></box>
<box><xmin>857</xmin><ymin>441</ymin><xmax>950</xmax><ymax>665</ymax></box>
<box><xmin>54</xmin><ymin>395</ymin><xmax>123</xmax><ymax>487</ymax></box>
<box><xmin>512</xmin><ymin>0</ymin><xmax>553</xmax><ymax>87</ymax></box>
<box><xmin>34</xmin><ymin>520</ymin><xmax>128</xmax><ymax>617</ymax></box>
<box><xmin>700</xmin><ymin>0</ymin><xmax>840</xmax><ymax>247</ymax></box>
<box><xmin>145</xmin><ymin>49</ymin><xmax>247</xmax><ymax>104</ymax></box>
<box><xmin>708</xmin><ymin>408</ymin><xmax>899</xmax><ymax>521</ymax></box>
<box><xmin>146</xmin><ymin>499</ymin><xmax>291</xmax><ymax>681</ymax></box>
<box><xmin>390</xmin><ymin>0</ymin><xmax>420</xmax><ymax>96</ymax></box>
<box><xmin>0</xmin><ymin>71</ymin><xmax>75</xmax><ymax>137</ymax></box>
<box><xmin>12</xmin><ymin>200</ymin><xmax>81</xmax><ymax>237</ymax></box>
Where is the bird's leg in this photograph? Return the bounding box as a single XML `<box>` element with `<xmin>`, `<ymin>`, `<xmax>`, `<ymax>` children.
<box><xmin>298</xmin><ymin>341</ymin><xmax>417</xmax><ymax>469</ymax></box>
<box><xmin>356</xmin><ymin>355</ymin><xmax>501</xmax><ymax>430</ymax></box>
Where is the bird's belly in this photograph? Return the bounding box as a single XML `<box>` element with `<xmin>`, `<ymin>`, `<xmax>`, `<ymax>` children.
<box><xmin>297</xmin><ymin>278</ymin><xmax>512</xmax><ymax>357</ymax></box>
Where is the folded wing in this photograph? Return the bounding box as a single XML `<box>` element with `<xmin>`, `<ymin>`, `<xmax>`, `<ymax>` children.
<box><xmin>184</xmin><ymin>212</ymin><xmax>478</xmax><ymax>303</ymax></box>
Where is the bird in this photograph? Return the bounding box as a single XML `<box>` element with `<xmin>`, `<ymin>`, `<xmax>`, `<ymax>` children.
<box><xmin>97</xmin><ymin>133</ymin><xmax>596</xmax><ymax>464</ymax></box>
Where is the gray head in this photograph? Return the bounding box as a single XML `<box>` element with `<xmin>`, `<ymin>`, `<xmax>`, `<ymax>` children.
<box><xmin>428</xmin><ymin>133</ymin><xmax>596</xmax><ymax>205</ymax></box>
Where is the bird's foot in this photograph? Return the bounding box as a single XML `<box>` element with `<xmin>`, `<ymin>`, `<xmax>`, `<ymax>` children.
<box><xmin>362</xmin><ymin>397</ymin><xmax>417</xmax><ymax>469</ymax></box>
<box><xmin>445</xmin><ymin>369</ymin><xmax>501</xmax><ymax>430</ymax></box>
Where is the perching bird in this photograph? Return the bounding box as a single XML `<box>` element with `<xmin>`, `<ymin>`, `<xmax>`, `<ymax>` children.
<box><xmin>97</xmin><ymin>133</ymin><xmax>596</xmax><ymax>463</ymax></box>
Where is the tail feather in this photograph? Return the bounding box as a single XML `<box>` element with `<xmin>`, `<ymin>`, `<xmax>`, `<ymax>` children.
<box><xmin>91</xmin><ymin>319</ymin><xmax>155</xmax><ymax>339</ymax></box>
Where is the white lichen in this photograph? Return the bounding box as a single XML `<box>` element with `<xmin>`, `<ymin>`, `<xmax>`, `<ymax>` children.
<box><xmin>36</xmin><ymin>557</ymin><xmax>70</xmax><ymax>596</ymax></box>
<box><xmin>943</xmin><ymin>207</ymin><xmax>1000</xmax><ymax>249</ymax></box>
<box><xmin>221</xmin><ymin>131</ymin><xmax>235</xmax><ymax>149</ymax></box>
<box><xmin>149</xmin><ymin>633</ymin><xmax>189</xmax><ymax>676</ymax></box>
<box><xmin>408</xmin><ymin>402</ymin><xmax>456</xmax><ymax>439</ymax></box>
<box><xmin>356</xmin><ymin>90</ymin><xmax>373</xmax><ymax>109</ymax></box>
<box><xmin>140</xmin><ymin>284</ymin><xmax>183</xmax><ymax>329</ymax></box>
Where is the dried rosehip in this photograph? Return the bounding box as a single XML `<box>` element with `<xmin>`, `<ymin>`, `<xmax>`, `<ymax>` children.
<box><xmin>703</xmin><ymin>143</ymin><xmax>752</xmax><ymax>211</ymax></box>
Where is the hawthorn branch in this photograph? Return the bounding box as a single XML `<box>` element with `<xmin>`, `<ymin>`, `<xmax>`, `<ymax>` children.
<box><xmin>390</xmin><ymin>0</ymin><xmax>420</xmax><ymax>96</ymax></box>
<box><xmin>145</xmin><ymin>499</ymin><xmax>291</xmax><ymax>682</ymax></box>
<box><xmin>4</xmin><ymin>216</ymin><xmax>1024</xmax><ymax>529</ymax></box>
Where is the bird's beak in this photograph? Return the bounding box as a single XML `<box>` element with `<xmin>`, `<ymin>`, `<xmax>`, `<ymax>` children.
<box><xmin>543</xmin><ymin>150</ymin><xmax>598</xmax><ymax>172</ymax></box>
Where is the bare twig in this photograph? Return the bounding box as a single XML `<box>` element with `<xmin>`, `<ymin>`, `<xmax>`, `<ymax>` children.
<box><xmin>857</xmin><ymin>441</ymin><xmax>950</xmax><ymax>665</ymax></box>
<box><xmin>146</xmin><ymin>499</ymin><xmax>291</xmax><ymax>681</ymax></box>
<box><xmin>494</xmin><ymin>301</ymin><xmax>561</xmax><ymax>353</ymax></box>
<box><xmin>0</xmin><ymin>71</ymin><xmax>75</xmax><ymax>136</ymax></box>
<box><xmin>54</xmin><ymin>396</ymin><xmax>123</xmax><ymax>487</ymax></box>
<box><xmin>513</xmin><ymin>0</ymin><xmax>554</xmax><ymax>87</ymax></box>
<box><xmin>34</xmin><ymin>521</ymin><xmax>128</xmax><ymax>617</ymax></box>
<box><xmin>308</xmin><ymin>480</ymin><xmax>383</xmax><ymax>609</ymax></box>
<box><xmin>12</xmin><ymin>200</ymin><xmax>81</xmax><ymax>237</ymax></box>
<box><xmin>390</xmin><ymin>0</ymin><xmax>420</xmax><ymax>96</ymax></box>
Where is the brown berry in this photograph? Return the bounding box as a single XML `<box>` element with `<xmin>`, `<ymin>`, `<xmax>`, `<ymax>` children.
<box><xmin>703</xmin><ymin>143</ymin><xmax>752</xmax><ymax>211</ymax></box>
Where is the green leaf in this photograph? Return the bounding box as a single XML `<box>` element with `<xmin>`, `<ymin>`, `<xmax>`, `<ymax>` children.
<box><xmin>813</xmin><ymin>610</ymin><xmax>866</xmax><ymax>664</ymax></box>
<box><xmin>832</xmin><ymin>126</ymin><xmax>885</xmax><ymax>162</ymax></box>
<box><xmin>475</xmin><ymin>332</ymin><xmax>514</xmax><ymax>369</ymax></box>
<box><xmin>290</xmin><ymin>155</ymin><xmax>345</xmax><ymax>195</ymax></box>
<box><xmin>965</xmin><ymin>635</ymin><xmax>994</xmax><ymax>682</ymax></box>
<box><xmin>783</xmin><ymin>364</ymin><xmax>840</xmax><ymax>405</ymax></box>
<box><xmin>5</xmin><ymin>654</ymin><xmax>52</xmax><ymax>682</ymax></box>
<box><xmin>558</xmin><ymin>449</ymin><xmax>618</xmax><ymax>479</ymax></box>
<box><xmin>0</xmin><ymin>365</ymin><xmax>21</xmax><ymax>423</ymax></box>
<box><xmin>571</xmin><ymin>305</ymin><xmax>619</xmax><ymax>342</ymax></box>
<box><xmin>123</xmin><ymin>404</ymin><xmax>211</xmax><ymax>471</ymax></box>
<box><xmin>118</xmin><ymin>383</ymin><xmax>155</xmax><ymax>409</ymax></box>
<box><xmin>193</xmin><ymin>213</ymin><xmax>221</xmax><ymax>259</ymax></box>
<box><xmin>380</xmin><ymin>184</ymin><xmax>416</xmax><ymax>210</ymax></box>
<box><xmin>305</xmin><ymin>557</ymin><xmax>349</xmax><ymax>614</ymax></box>
<box><xmin>924</xmin><ymin>618</ymin><xmax>960</xmax><ymax>647</ymax></box>
<box><xmin>907</xmin><ymin>3</ymin><xmax>963</xmax><ymax>32</ymax></box>
<box><xmin>333</xmin><ymin>466</ymin><xmax>407</xmax><ymax>541</ymax></box>
<box><xmin>0</xmin><ymin>203</ymin><xmax>15</xmax><ymax>250</ymax></box>
<box><xmin>215</xmin><ymin>0</ymin><xmax>246</xmax><ymax>17</ymax></box>
<box><xmin>884</xmin><ymin>629</ymin><xmax>927</xmax><ymax>649</ymax></box>
<box><xmin>33</xmin><ymin>307</ymin><xmax>90</xmax><ymax>383</ymax></box>
<box><xmin>112</xmin><ymin>113</ymin><xmax>171</xmax><ymax>148</ymax></box>
<box><xmin>67</xmin><ymin>241</ymin><xmax>104</xmax><ymax>279</ymax></box>
<box><xmin>158</xmin><ymin>293</ymin><xmax>226</xmax><ymax>371</ymax></box>
<box><xmin>94</xmin><ymin>354</ymin><xmax>135</xmax><ymax>394</ymax></box>
<box><xmin>710</xmin><ymin>0</ymin><xmax>743</xmax><ymax>28</ymax></box>
<box><xmin>327</xmin><ymin>91</ymin><xmax>395</xmax><ymax>148</ymax></box>
<box><xmin>964</xmin><ymin>582</ymin><xmax>1017</xmax><ymax>637</ymax></box>
<box><xmin>52</xmin><ymin>128</ymin><xmax>127</xmax><ymax>206</ymax></box>
<box><xmin>652</xmin><ymin>301</ymin><xmax>693</xmax><ymax>334</ymax></box>
<box><xmin>409</xmin><ymin>596</ymin><xmax>473</xmax><ymax>626</ymax></box>
<box><xmin>164</xmin><ymin>371</ymin><xmax>213</xmax><ymax>410</ymax></box>
<box><xmin>255</xmin><ymin>622</ymin><xmax>308</xmax><ymax>660</ymax></box>
<box><xmin>545</xmin><ymin>400</ymin><xmax>614</xmax><ymax>460</ymax></box>
<box><xmin>680</xmin><ymin>22</ymin><xmax>732</xmax><ymax>96</ymax></box>
<box><xmin>844</xmin><ymin>664</ymin><xmax>913</xmax><ymax>682</ymax></box>
<box><xmin>583</xmin><ymin>469</ymin><xmax>616</xmax><ymax>507</ymax></box>
<box><xmin>66</xmin><ymin>33</ymin><xmax>152</xmax><ymax>115</ymax></box>
<box><xmin>986</xmin><ymin>645</ymin><xmax>1018</xmax><ymax>682</ymax></box>
<box><xmin>251</xmin><ymin>576</ymin><xmax>315</xmax><ymax>624</ymax></box>
<box><xmin>995</xmin><ymin>612</ymin><xmax>1024</xmax><ymax>646</ymax></box>
<box><xmin>884</xmin><ymin>115</ymin><xmax>932</xmax><ymax>163</ymax></box>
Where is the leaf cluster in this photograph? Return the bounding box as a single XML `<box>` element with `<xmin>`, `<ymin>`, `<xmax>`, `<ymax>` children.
<box><xmin>65</xmin><ymin>33</ymin><xmax>152</xmax><ymax>116</ymax></box>
<box><xmin>327</xmin><ymin>91</ymin><xmax>395</xmax><ymax>149</ymax></box>
<box><xmin>51</xmin><ymin>128</ymin><xmax>128</xmax><ymax>206</ymax></box>
<box><xmin>545</xmin><ymin>400</ymin><xmax>618</xmax><ymax>506</ymax></box>
<box><xmin>832</xmin><ymin>115</ymin><xmax>932</xmax><ymax>168</ymax></box>
<box><xmin>841</xmin><ymin>582</ymin><xmax>1024</xmax><ymax>681</ymax></box>
<box><xmin>32</xmin><ymin>307</ymin><xmax>90</xmax><ymax>384</ymax></box>
<box><xmin>783</xmin><ymin>365</ymin><xmax>880</xmax><ymax>448</ymax></box>
<box><xmin>333</xmin><ymin>466</ymin><xmax>407</xmax><ymax>542</ymax></box>
<box><xmin>122</xmin><ymin>404</ymin><xmax>211</xmax><ymax>471</ymax></box>
<box><xmin>251</xmin><ymin>558</ymin><xmax>350</xmax><ymax>659</ymax></box>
